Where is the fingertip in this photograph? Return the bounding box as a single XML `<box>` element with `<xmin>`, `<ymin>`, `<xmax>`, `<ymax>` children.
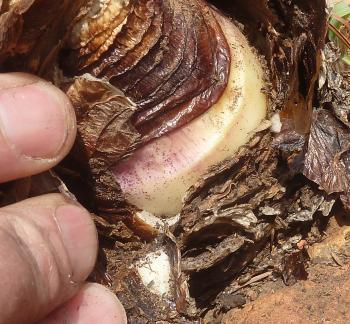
<box><xmin>55</xmin><ymin>204</ymin><xmax>98</xmax><ymax>282</ymax></box>
<box><xmin>9</xmin><ymin>194</ymin><xmax>99</xmax><ymax>284</ymax></box>
<box><xmin>0</xmin><ymin>72</ymin><xmax>76</xmax><ymax>182</ymax></box>
<box><xmin>39</xmin><ymin>283</ymin><xmax>127</xmax><ymax>324</ymax></box>
<box><xmin>0</xmin><ymin>194</ymin><xmax>99</xmax><ymax>323</ymax></box>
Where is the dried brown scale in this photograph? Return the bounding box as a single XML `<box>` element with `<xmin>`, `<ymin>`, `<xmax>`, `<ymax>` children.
<box><xmin>127</xmin><ymin>1</ymin><xmax>207</xmax><ymax>104</ymax></box>
<box><xmin>181</xmin><ymin>235</ymin><xmax>247</xmax><ymax>272</ymax></box>
<box><xmin>108</xmin><ymin>0</ymin><xmax>173</xmax><ymax>91</ymax></box>
<box><xmin>72</xmin><ymin>4</ymin><xmax>133</xmax><ymax>66</ymax></box>
<box><xmin>124</xmin><ymin>2</ymin><xmax>188</xmax><ymax>102</ymax></box>
<box><xmin>0</xmin><ymin>0</ymin><xmax>35</xmax><ymax>60</ymax></box>
<box><xmin>175</xmin><ymin>132</ymin><xmax>279</xmax><ymax>302</ymax></box>
<box><xmin>65</xmin><ymin>76</ymin><xmax>140</xmax><ymax>214</ymax></box>
<box><xmin>319</xmin><ymin>42</ymin><xmax>350</xmax><ymax>128</ymax></box>
<box><xmin>63</xmin><ymin>0</ymin><xmax>231</xmax><ymax>142</ymax></box>
<box><xmin>129</xmin><ymin>20</ymin><xmax>195</xmax><ymax>122</ymax></box>
<box><xmin>0</xmin><ymin>0</ymin><xmax>86</xmax><ymax>73</ymax></box>
<box><xmin>135</xmin><ymin>21</ymin><xmax>230</xmax><ymax>140</ymax></box>
<box><xmin>130</xmin><ymin>5</ymin><xmax>230</xmax><ymax>140</ymax></box>
<box><xmin>105</xmin><ymin>1</ymin><xmax>163</xmax><ymax>77</ymax></box>
<box><xmin>88</xmin><ymin>0</ymin><xmax>156</xmax><ymax>75</ymax></box>
<box><xmin>303</xmin><ymin>109</ymin><xmax>350</xmax><ymax>209</ymax></box>
<box><xmin>68</xmin><ymin>0</ymin><xmax>131</xmax><ymax>49</ymax></box>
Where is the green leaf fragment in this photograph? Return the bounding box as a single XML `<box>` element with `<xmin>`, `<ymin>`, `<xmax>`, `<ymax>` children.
<box><xmin>332</xmin><ymin>1</ymin><xmax>350</xmax><ymax>18</ymax></box>
<box><xmin>343</xmin><ymin>53</ymin><xmax>350</xmax><ymax>64</ymax></box>
<box><xmin>328</xmin><ymin>1</ymin><xmax>350</xmax><ymax>65</ymax></box>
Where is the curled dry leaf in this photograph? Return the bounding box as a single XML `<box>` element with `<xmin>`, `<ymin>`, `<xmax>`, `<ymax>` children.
<box><xmin>303</xmin><ymin>109</ymin><xmax>350</xmax><ymax>209</ymax></box>
<box><xmin>65</xmin><ymin>74</ymin><xmax>141</xmax><ymax>214</ymax></box>
<box><xmin>319</xmin><ymin>42</ymin><xmax>350</xmax><ymax>127</ymax></box>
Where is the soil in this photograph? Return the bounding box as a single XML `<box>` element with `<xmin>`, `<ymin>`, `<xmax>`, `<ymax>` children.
<box><xmin>222</xmin><ymin>213</ymin><xmax>350</xmax><ymax>324</ymax></box>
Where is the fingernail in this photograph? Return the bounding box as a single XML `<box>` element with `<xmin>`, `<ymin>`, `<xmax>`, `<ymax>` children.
<box><xmin>0</xmin><ymin>80</ymin><xmax>72</xmax><ymax>158</ymax></box>
<box><xmin>55</xmin><ymin>205</ymin><xmax>98</xmax><ymax>282</ymax></box>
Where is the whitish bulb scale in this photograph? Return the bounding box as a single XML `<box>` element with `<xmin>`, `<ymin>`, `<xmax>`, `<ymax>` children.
<box><xmin>69</xmin><ymin>0</ymin><xmax>269</xmax><ymax>299</ymax></box>
<box><xmin>113</xmin><ymin>12</ymin><xmax>267</xmax><ymax>217</ymax></box>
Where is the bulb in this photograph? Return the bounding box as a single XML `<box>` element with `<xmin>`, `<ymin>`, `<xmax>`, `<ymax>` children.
<box><xmin>112</xmin><ymin>12</ymin><xmax>268</xmax><ymax>216</ymax></box>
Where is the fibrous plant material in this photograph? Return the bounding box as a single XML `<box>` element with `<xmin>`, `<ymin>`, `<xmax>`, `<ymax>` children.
<box><xmin>0</xmin><ymin>0</ymin><xmax>336</xmax><ymax>323</ymax></box>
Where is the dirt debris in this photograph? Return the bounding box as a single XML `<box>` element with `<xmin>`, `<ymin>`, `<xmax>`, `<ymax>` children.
<box><xmin>222</xmin><ymin>213</ymin><xmax>350</xmax><ymax>324</ymax></box>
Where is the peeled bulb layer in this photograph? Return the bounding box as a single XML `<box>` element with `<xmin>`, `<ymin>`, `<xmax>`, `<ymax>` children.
<box><xmin>113</xmin><ymin>13</ymin><xmax>267</xmax><ymax>216</ymax></box>
<box><xmin>136</xmin><ymin>249</ymin><xmax>172</xmax><ymax>297</ymax></box>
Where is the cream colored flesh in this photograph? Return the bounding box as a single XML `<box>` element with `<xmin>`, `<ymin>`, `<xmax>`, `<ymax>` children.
<box><xmin>136</xmin><ymin>250</ymin><xmax>172</xmax><ymax>297</ymax></box>
<box><xmin>113</xmin><ymin>14</ymin><xmax>267</xmax><ymax>217</ymax></box>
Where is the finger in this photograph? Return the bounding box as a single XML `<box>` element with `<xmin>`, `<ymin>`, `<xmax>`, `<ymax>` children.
<box><xmin>0</xmin><ymin>194</ymin><xmax>98</xmax><ymax>324</ymax></box>
<box><xmin>0</xmin><ymin>72</ymin><xmax>76</xmax><ymax>182</ymax></box>
<box><xmin>38</xmin><ymin>283</ymin><xmax>127</xmax><ymax>324</ymax></box>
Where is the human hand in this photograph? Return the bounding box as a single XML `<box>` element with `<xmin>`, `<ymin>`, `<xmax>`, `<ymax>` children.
<box><xmin>0</xmin><ymin>73</ymin><xmax>127</xmax><ymax>324</ymax></box>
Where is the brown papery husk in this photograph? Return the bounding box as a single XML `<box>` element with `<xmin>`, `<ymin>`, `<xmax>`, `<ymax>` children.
<box><xmin>0</xmin><ymin>0</ymin><xmax>343</xmax><ymax>322</ymax></box>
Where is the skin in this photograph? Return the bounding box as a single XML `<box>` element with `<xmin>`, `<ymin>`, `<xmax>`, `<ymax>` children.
<box><xmin>0</xmin><ymin>73</ymin><xmax>127</xmax><ymax>324</ymax></box>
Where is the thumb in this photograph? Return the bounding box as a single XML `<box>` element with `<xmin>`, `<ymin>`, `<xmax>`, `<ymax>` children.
<box><xmin>0</xmin><ymin>194</ymin><xmax>98</xmax><ymax>324</ymax></box>
<box><xmin>0</xmin><ymin>72</ymin><xmax>76</xmax><ymax>182</ymax></box>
